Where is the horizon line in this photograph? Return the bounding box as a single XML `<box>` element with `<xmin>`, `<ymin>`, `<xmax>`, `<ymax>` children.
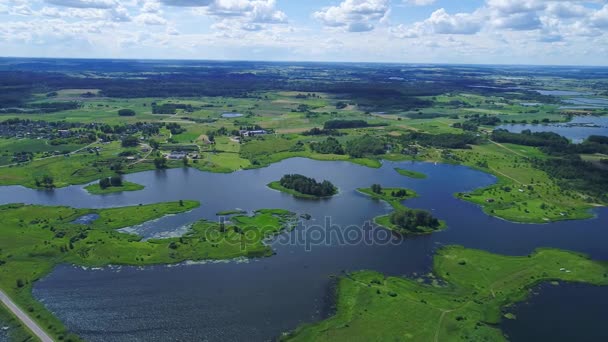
<box><xmin>1</xmin><ymin>55</ymin><xmax>607</xmax><ymax>69</ymax></box>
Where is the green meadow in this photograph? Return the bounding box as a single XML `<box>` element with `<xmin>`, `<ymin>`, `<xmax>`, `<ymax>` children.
<box><xmin>286</xmin><ymin>246</ymin><xmax>608</xmax><ymax>341</ymax></box>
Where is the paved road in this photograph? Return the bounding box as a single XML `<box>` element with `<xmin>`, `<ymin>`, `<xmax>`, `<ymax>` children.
<box><xmin>0</xmin><ymin>289</ymin><xmax>53</xmax><ymax>342</ymax></box>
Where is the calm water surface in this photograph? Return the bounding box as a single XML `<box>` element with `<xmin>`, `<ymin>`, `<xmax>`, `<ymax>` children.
<box><xmin>1</xmin><ymin>158</ymin><xmax>606</xmax><ymax>341</ymax></box>
<box><xmin>497</xmin><ymin>116</ymin><xmax>608</xmax><ymax>143</ymax></box>
<box><xmin>502</xmin><ymin>283</ymin><xmax>608</xmax><ymax>342</ymax></box>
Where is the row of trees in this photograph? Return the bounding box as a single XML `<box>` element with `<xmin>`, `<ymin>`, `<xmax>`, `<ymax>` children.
<box><xmin>324</xmin><ymin>120</ymin><xmax>371</xmax><ymax>129</ymax></box>
<box><xmin>403</xmin><ymin>132</ymin><xmax>478</xmax><ymax>149</ymax></box>
<box><xmin>279</xmin><ymin>174</ymin><xmax>337</xmax><ymax>197</ymax></box>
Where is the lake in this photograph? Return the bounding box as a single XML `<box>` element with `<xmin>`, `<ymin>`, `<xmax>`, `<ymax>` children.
<box><xmin>496</xmin><ymin>116</ymin><xmax>608</xmax><ymax>143</ymax></box>
<box><xmin>502</xmin><ymin>283</ymin><xmax>608</xmax><ymax>342</ymax></box>
<box><xmin>1</xmin><ymin>158</ymin><xmax>607</xmax><ymax>341</ymax></box>
<box><xmin>221</xmin><ymin>113</ymin><xmax>244</xmax><ymax>118</ymax></box>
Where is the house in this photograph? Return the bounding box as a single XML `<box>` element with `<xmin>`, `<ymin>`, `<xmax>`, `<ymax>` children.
<box><xmin>241</xmin><ymin>130</ymin><xmax>268</xmax><ymax>137</ymax></box>
<box><xmin>167</xmin><ymin>151</ymin><xmax>187</xmax><ymax>160</ymax></box>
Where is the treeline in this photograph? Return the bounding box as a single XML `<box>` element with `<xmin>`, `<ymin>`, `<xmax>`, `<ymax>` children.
<box><xmin>534</xmin><ymin>156</ymin><xmax>608</xmax><ymax>203</ymax></box>
<box><xmin>390</xmin><ymin>208</ymin><xmax>441</xmax><ymax>233</ymax></box>
<box><xmin>324</xmin><ymin>120</ymin><xmax>372</xmax><ymax>129</ymax></box>
<box><xmin>152</xmin><ymin>103</ymin><xmax>195</xmax><ymax>114</ymax></box>
<box><xmin>302</xmin><ymin>128</ymin><xmax>343</xmax><ymax>136</ymax></box>
<box><xmin>403</xmin><ymin>132</ymin><xmax>478</xmax><ymax>149</ymax></box>
<box><xmin>492</xmin><ymin>129</ymin><xmax>569</xmax><ymax>148</ymax></box>
<box><xmin>279</xmin><ymin>174</ymin><xmax>337</xmax><ymax>197</ymax></box>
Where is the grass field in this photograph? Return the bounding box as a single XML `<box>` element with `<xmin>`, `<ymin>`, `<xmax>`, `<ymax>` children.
<box><xmin>453</xmin><ymin>142</ymin><xmax>595</xmax><ymax>223</ymax></box>
<box><xmin>0</xmin><ymin>201</ymin><xmax>296</xmax><ymax>341</ymax></box>
<box><xmin>285</xmin><ymin>246</ymin><xmax>608</xmax><ymax>341</ymax></box>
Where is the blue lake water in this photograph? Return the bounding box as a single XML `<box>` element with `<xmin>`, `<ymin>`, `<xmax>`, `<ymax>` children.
<box><xmin>502</xmin><ymin>283</ymin><xmax>608</xmax><ymax>342</ymax></box>
<box><xmin>221</xmin><ymin>113</ymin><xmax>244</xmax><ymax>118</ymax></box>
<box><xmin>0</xmin><ymin>158</ymin><xmax>606</xmax><ymax>341</ymax></box>
<box><xmin>534</xmin><ymin>90</ymin><xmax>592</xmax><ymax>96</ymax></box>
<box><xmin>497</xmin><ymin>116</ymin><xmax>608</xmax><ymax>143</ymax></box>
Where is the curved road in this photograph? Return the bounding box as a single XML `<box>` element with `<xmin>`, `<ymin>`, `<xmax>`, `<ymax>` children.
<box><xmin>0</xmin><ymin>289</ymin><xmax>53</xmax><ymax>342</ymax></box>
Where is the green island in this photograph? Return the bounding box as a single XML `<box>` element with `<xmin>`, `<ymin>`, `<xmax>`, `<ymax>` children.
<box><xmin>358</xmin><ymin>185</ymin><xmax>446</xmax><ymax>235</ymax></box>
<box><xmin>268</xmin><ymin>174</ymin><xmax>338</xmax><ymax>199</ymax></box>
<box><xmin>216</xmin><ymin>209</ymin><xmax>247</xmax><ymax>216</ymax></box>
<box><xmin>84</xmin><ymin>180</ymin><xmax>145</xmax><ymax>194</ymax></box>
<box><xmin>395</xmin><ymin>167</ymin><xmax>427</xmax><ymax>179</ymax></box>
<box><xmin>285</xmin><ymin>246</ymin><xmax>608</xmax><ymax>341</ymax></box>
<box><xmin>0</xmin><ymin>201</ymin><xmax>295</xmax><ymax>341</ymax></box>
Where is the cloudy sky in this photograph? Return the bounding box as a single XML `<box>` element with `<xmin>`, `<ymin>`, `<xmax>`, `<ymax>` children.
<box><xmin>1</xmin><ymin>0</ymin><xmax>607</xmax><ymax>65</ymax></box>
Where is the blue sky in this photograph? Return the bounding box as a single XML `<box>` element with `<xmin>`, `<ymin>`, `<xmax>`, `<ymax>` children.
<box><xmin>1</xmin><ymin>0</ymin><xmax>607</xmax><ymax>65</ymax></box>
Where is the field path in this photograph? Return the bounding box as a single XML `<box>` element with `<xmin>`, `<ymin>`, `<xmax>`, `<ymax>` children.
<box><xmin>0</xmin><ymin>289</ymin><xmax>54</xmax><ymax>342</ymax></box>
<box><xmin>488</xmin><ymin>140</ymin><xmax>528</xmax><ymax>158</ymax></box>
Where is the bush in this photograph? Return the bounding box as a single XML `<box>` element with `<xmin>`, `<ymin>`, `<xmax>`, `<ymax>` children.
<box><xmin>118</xmin><ymin>109</ymin><xmax>136</xmax><ymax>116</ymax></box>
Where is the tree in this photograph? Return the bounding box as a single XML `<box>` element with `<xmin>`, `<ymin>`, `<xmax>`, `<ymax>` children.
<box><xmin>121</xmin><ymin>136</ymin><xmax>139</xmax><ymax>147</ymax></box>
<box><xmin>182</xmin><ymin>156</ymin><xmax>189</xmax><ymax>166</ymax></box>
<box><xmin>99</xmin><ymin>177</ymin><xmax>111</xmax><ymax>189</ymax></box>
<box><xmin>371</xmin><ymin>184</ymin><xmax>383</xmax><ymax>194</ymax></box>
<box><xmin>118</xmin><ymin>109</ymin><xmax>136</xmax><ymax>117</ymax></box>
<box><xmin>40</xmin><ymin>175</ymin><xmax>54</xmax><ymax>188</ymax></box>
<box><xmin>154</xmin><ymin>156</ymin><xmax>167</xmax><ymax>169</ymax></box>
<box><xmin>149</xmin><ymin>139</ymin><xmax>160</xmax><ymax>150</ymax></box>
<box><xmin>110</xmin><ymin>175</ymin><xmax>123</xmax><ymax>187</ymax></box>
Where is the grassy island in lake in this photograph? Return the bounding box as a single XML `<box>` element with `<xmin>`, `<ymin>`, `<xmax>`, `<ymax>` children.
<box><xmin>285</xmin><ymin>246</ymin><xmax>608</xmax><ymax>342</ymax></box>
<box><xmin>394</xmin><ymin>167</ymin><xmax>427</xmax><ymax>179</ymax></box>
<box><xmin>358</xmin><ymin>186</ymin><xmax>445</xmax><ymax>235</ymax></box>
<box><xmin>84</xmin><ymin>181</ymin><xmax>145</xmax><ymax>194</ymax></box>
<box><xmin>0</xmin><ymin>201</ymin><xmax>295</xmax><ymax>341</ymax></box>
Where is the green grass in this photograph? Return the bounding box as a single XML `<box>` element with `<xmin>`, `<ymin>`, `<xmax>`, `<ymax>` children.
<box><xmin>0</xmin><ymin>141</ymin><xmax>155</xmax><ymax>189</ymax></box>
<box><xmin>84</xmin><ymin>181</ymin><xmax>145</xmax><ymax>194</ymax></box>
<box><xmin>0</xmin><ymin>304</ymin><xmax>35</xmax><ymax>342</ymax></box>
<box><xmin>394</xmin><ymin>167</ymin><xmax>427</xmax><ymax>179</ymax></box>
<box><xmin>216</xmin><ymin>209</ymin><xmax>247</xmax><ymax>216</ymax></box>
<box><xmin>453</xmin><ymin>143</ymin><xmax>594</xmax><ymax>223</ymax></box>
<box><xmin>0</xmin><ymin>201</ymin><xmax>296</xmax><ymax>341</ymax></box>
<box><xmin>268</xmin><ymin>181</ymin><xmax>338</xmax><ymax>199</ymax></box>
<box><xmin>285</xmin><ymin>246</ymin><xmax>608</xmax><ymax>341</ymax></box>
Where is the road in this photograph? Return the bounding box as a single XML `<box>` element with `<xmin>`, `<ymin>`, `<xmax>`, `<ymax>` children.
<box><xmin>0</xmin><ymin>289</ymin><xmax>54</xmax><ymax>342</ymax></box>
